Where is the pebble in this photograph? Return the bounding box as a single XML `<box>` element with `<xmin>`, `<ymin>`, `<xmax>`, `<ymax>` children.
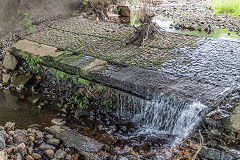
<box><xmin>45</xmin><ymin>149</ymin><xmax>55</xmax><ymax>158</ymax></box>
<box><xmin>13</xmin><ymin>134</ymin><xmax>27</xmax><ymax>144</ymax></box>
<box><xmin>47</xmin><ymin>138</ymin><xmax>60</xmax><ymax>146</ymax></box>
<box><xmin>25</xmin><ymin>155</ymin><xmax>34</xmax><ymax>160</ymax></box>
<box><xmin>4</xmin><ymin>122</ymin><xmax>15</xmax><ymax>132</ymax></box>
<box><xmin>39</xmin><ymin>143</ymin><xmax>56</xmax><ymax>150</ymax></box>
<box><xmin>29</xmin><ymin>136</ymin><xmax>35</xmax><ymax>142</ymax></box>
<box><xmin>51</xmin><ymin>119</ymin><xmax>66</xmax><ymax>126</ymax></box>
<box><xmin>55</xmin><ymin>149</ymin><xmax>67</xmax><ymax>159</ymax></box>
<box><xmin>32</xmin><ymin>153</ymin><xmax>41</xmax><ymax>159</ymax></box>
<box><xmin>45</xmin><ymin>134</ymin><xmax>54</xmax><ymax>139</ymax></box>
<box><xmin>65</xmin><ymin>154</ymin><xmax>72</xmax><ymax>160</ymax></box>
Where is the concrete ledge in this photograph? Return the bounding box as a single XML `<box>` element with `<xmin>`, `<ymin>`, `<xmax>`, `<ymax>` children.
<box><xmin>10</xmin><ymin>39</ymin><xmax>231</xmax><ymax>107</ymax></box>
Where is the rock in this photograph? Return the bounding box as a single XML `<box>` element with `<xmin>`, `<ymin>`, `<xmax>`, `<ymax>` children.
<box><xmin>4</xmin><ymin>122</ymin><xmax>15</xmax><ymax>132</ymax></box>
<box><xmin>65</xmin><ymin>154</ymin><xmax>72</xmax><ymax>160</ymax></box>
<box><xmin>13</xmin><ymin>134</ymin><xmax>27</xmax><ymax>144</ymax></box>
<box><xmin>51</xmin><ymin>119</ymin><xmax>66</xmax><ymax>126</ymax></box>
<box><xmin>35</xmin><ymin>131</ymin><xmax>44</xmax><ymax>139</ymax></box>
<box><xmin>210</xmin><ymin>129</ymin><xmax>221</xmax><ymax>136</ymax></box>
<box><xmin>25</xmin><ymin>155</ymin><xmax>34</xmax><ymax>160</ymax></box>
<box><xmin>204</xmin><ymin>24</ymin><xmax>212</xmax><ymax>34</ymax></box>
<box><xmin>28</xmin><ymin>143</ymin><xmax>33</xmax><ymax>154</ymax></box>
<box><xmin>2</xmin><ymin>74</ymin><xmax>11</xmax><ymax>83</ymax></box>
<box><xmin>16</xmin><ymin>153</ymin><xmax>22</xmax><ymax>160</ymax></box>
<box><xmin>14</xmin><ymin>142</ymin><xmax>27</xmax><ymax>156</ymax></box>
<box><xmin>3</xmin><ymin>53</ymin><xmax>18</xmax><ymax>70</ymax></box>
<box><xmin>11</xmin><ymin>74</ymin><xmax>33</xmax><ymax>87</ymax></box>
<box><xmin>0</xmin><ymin>151</ymin><xmax>7</xmax><ymax>160</ymax></box>
<box><xmin>32</xmin><ymin>153</ymin><xmax>41</xmax><ymax>159</ymax></box>
<box><xmin>199</xmin><ymin>146</ymin><xmax>234</xmax><ymax>160</ymax></box>
<box><xmin>45</xmin><ymin>149</ymin><xmax>54</xmax><ymax>158</ymax></box>
<box><xmin>72</xmin><ymin>154</ymin><xmax>80</xmax><ymax>160</ymax></box>
<box><xmin>39</xmin><ymin>143</ymin><xmax>56</xmax><ymax>150</ymax></box>
<box><xmin>29</xmin><ymin>136</ymin><xmax>35</xmax><ymax>142</ymax></box>
<box><xmin>227</xmin><ymin>149</ymin><xmax>240</xmax><ymax>159</ymax></box>
<box><xmin>46</xmin><ymin>125</ymin><xmax>65</xmax><ymax>135</ymax></box>
<box><xmin>2</xmin><ymin>68</ymin><xmax>7</xmax><ymax>73</ymax></box>
<box><xmin>47</xmin><ymin>138</ymin><xmax>60</xmax><ymax>146</ymax></box>
<box><xmin>118</xmin><ymin>6</ymin><xmax>130</xmax><ymax>17</ymax></box>
<box><xmin>54</xmin><ymin>149</ymin><xmax>67</xmax><ymax>159</ymax></box>
<box><xmin>6</xmin><ymin>146</ymin><xmax>14</xmax><ymax>154</ymax></box>
<box><xmin>53</xmin><ymin>129</ymin><xmax>103</xmax><ymax>160</ymax></box>
<box><xmin>0</xmin><ymin>133</ymin><xmax>6</xmax><ymax>149</ymax></box>
<box><xmin>45</xmin><ymin>134</ymin><xmax>54</xmax><ymax>139</ymax></box>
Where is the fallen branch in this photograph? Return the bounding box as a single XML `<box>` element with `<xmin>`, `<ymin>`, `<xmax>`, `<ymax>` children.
<box><xmin>192</xmin><ymin>130</ymin><xmax>204</xmax><ymax>160</ymax></box>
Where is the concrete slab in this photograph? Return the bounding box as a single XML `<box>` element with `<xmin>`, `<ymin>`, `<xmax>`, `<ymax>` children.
<box><xmin>13</xmin><ymin>39</ymin><xmax>63</xmax><ymax>57</ymax></box>
<box><xmin>10</xmin><ymin>16</ymin><xmax>240</xmax><ymax>108</ymax></box>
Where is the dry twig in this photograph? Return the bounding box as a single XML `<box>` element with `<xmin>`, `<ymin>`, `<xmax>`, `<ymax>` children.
<box><xmin>192</xmin><ymin>130</ymin><xmax>204</xmax><ymax>160</ymax></box>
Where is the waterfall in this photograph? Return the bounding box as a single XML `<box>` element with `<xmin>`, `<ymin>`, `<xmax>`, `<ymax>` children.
<box><xmin>116</xmin><ymin>92</ymin><xmax>207</xmax><ymax>144</ymax></box>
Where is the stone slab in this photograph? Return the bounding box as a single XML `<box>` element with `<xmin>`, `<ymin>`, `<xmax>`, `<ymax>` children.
<box><xmin>12</xmin><ymin>39</ymin><xmax>63</xmax><ymax>57</ymax></box>
<box><xmin>11</xmin><ymin>16</ymin><xmax>240</xmax><ymax>108</ymax></box>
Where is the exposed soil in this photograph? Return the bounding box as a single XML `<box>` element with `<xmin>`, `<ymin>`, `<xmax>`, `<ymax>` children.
<box><xmin>0</xmin><ymin>0</ymin><xmax>82</xmax><ymax>48</ymax></box>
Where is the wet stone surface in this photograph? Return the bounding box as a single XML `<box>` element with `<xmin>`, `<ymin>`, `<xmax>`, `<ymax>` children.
<box><xmin>159</xmin><ymin>38</ymin><xmax>240</xmax><ymax>88</ymax></box>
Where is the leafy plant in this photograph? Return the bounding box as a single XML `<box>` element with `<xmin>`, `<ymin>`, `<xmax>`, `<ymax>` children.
<box><xmin>51</xmin><ymin>69</ymin><xmax>70</xmax><ymax>80</ymax></box>
<box><xmin>211</xmin><ymin>0</ymin><xmax>240</xmax><ymax>16</ymax></box>
<box><xmin>130</xmin><ymin>15</ymin><xmax>141</xmax><ymax>27</ymax></box>
<box><xmin>83</xmin><ymin>0</ymin><xmax>89</xmax><ymax>7</ymax></box>
<box><xmin>113</xmin><ymin>7</ymin><xmax>120</xmax><ymax>14</ymax></box>
<box><xmin>22</xmin><ymin>55</ymin><xmax>41</xmax><ymax>73</ymax></box>
<box><xmin>23</xmin><ymin>11</ymin><xmax>36</xmax><ymax>33</ymax></box>
<box><xmin>129</xmin><ymin>0</ymin><xmax>133</xmax><ymax>5</ymax></box>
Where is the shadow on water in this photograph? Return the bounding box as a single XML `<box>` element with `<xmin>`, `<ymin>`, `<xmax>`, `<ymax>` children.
<box><xmin>0</xmin><ymin>89</ymin><xmax>59</xmax><ymax>129</ymax></box>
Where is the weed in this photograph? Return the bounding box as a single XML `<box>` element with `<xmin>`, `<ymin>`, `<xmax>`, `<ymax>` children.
<box><xmin>129</xmin><ymin>0</ymin><xmax>133</xmax><ymax>5</ymax></box>
<box><xmin>23</xmin><ymin>11</ymin><xmax>36</xmax><ymax>33</ymax></box>
<box><xmin>50</xmin><ymin>69</ymin><xmax>70</xmax><ymax>80</ymax></box>
<box><xmin>22</xmin><ymin>55</ymin><xmax>41</xmax><ymax>73</ymax></box>
<box><xmin>114</xmin><ymin>7</ymin><xmax>120</xmax><ymax>14</ymax></box>
<box><xmin>211</xmin><ymin>0</ymin><xmax>240</xmax><ymax>16</ymax></box>
<box><xmin>130</xmin><ymin>15</ymin><xmax>141</xmax><ymax>27</ymax></box>
<box><xmin>83</xmin><ymin>0</ymin><xmax>88</xmax><ymax>7</ymax></box>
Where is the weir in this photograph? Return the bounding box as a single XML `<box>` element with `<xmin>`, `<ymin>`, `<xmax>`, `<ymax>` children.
<box><xmin>116</xmin><ymin>92</ymin><xmax>207</xmax><ymax>145</ymax></box>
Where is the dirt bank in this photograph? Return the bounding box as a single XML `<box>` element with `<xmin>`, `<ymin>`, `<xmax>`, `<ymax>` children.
<box><xmin>0</xmin><ymin>0</ymin><xmax>82</xmax><ymax>48</ymax></box>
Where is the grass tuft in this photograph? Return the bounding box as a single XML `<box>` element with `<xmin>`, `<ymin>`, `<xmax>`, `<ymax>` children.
<box><xmin>211</xmin><ymin>0</ymin><xmax>240</xmax><ymax>16</ymax></box>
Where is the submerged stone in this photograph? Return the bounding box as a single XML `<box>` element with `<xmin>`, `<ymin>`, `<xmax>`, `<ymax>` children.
<box><xmin>52</xmin><ymin>128</ymin><xmax>103</xmax><ymax>160</ymax></box>
<box><xmin>11</xmin><ymin>74</ymin><xmax>32</xmax><ymax>87</ymax></box>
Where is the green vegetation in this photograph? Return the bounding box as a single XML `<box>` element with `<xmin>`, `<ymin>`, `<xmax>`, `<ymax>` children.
<box><xmin>50</xmin><ymin>68</ymin><xmax>71</xmax><ymax>80</ymax></box>
<box><xmin>22</xmin><ymin>55</ymin><xmax>41</xmax><ymax>73</ymax></box>
<box><xmin>113</xmin><ymin>7</ymin><xmax>120</xmax><ymax>14</ymax></box>
<box><xmin>211</xmin><ymin>0</ymin><xmax>240</xmax><ymax>16</ymax></box>
<box><xmin>83</xmin><ymin>0</ymin><xmax>88</xmax><ymax>7</ymax></box>
<box><xmin>130</xmin><ymin>15</ymin><xmax>141</xmax><ymax>27</ymax></box>
<box><xmin>23</xmin><ymin>11</ymin><xmax>36</xmax><ymax>33</ymax></box>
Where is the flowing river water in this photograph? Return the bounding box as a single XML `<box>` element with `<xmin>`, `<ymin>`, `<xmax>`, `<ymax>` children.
<box><xmin>0</xmin><ymin>88</ymin><xmax>207</xmax><ymax>159</ymax></box>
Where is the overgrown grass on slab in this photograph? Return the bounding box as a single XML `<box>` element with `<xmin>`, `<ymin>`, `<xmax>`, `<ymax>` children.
<box><xmin>211</xmin><ymin>0</ymin><xmax>240</xmax><ymax>16</ymax></box>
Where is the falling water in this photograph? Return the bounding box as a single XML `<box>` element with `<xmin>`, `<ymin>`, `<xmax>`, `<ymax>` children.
<box><xmin>116</xmin><ymin>92</ymin><xmax>207</xmax><ymax>144</ymax></box>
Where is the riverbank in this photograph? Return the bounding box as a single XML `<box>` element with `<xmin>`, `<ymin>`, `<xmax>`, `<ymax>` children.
<box><xmin>157</xmin><ymin>0</ymin><xmax>240</xmax><ymax>33</ymax></box>
<box><xmin>0</xmin><ymin>120</ymin><xmax>92</xmax><ymax>160</ymax></box>
<box><xmin>1</xmin><ymin>0</ymin><xmax>240</xmax><ymax>159</ymax></box>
